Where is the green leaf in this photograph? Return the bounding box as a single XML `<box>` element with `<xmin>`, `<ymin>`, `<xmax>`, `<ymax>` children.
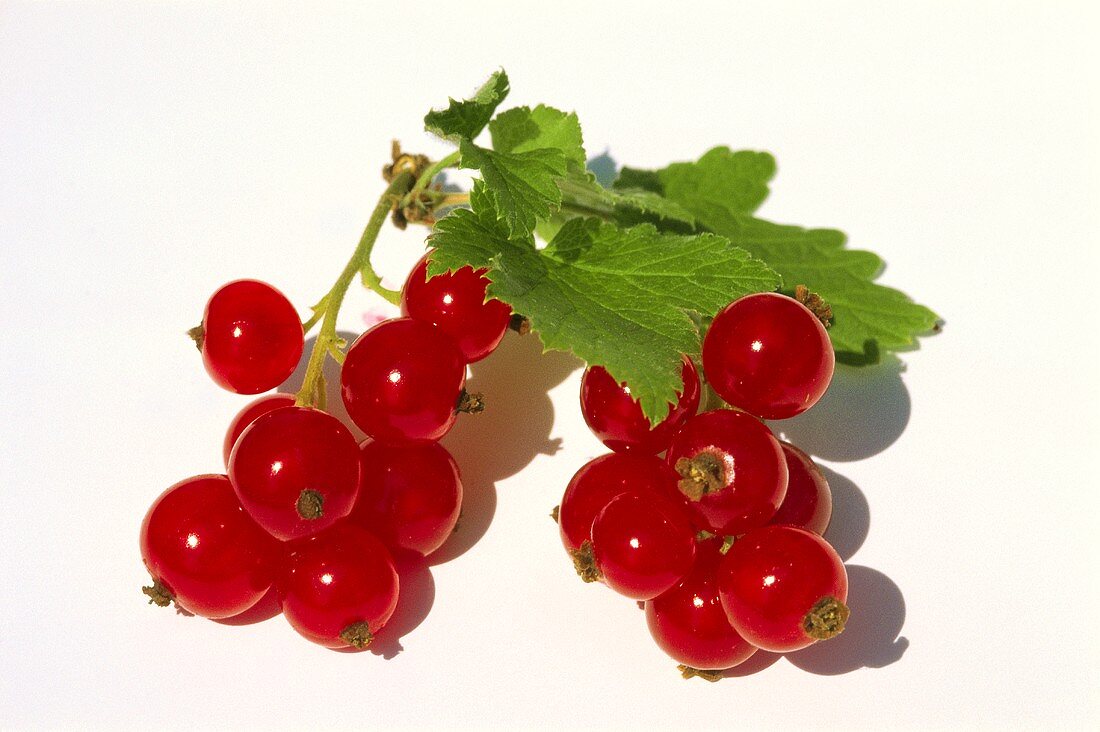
<box><xmin>555</xmin><ymin>171</ymin><xmax>696</xmax><ymax>232</ymax></box>
<box><xmin>609</xmin><ymin>188</ymin><xmax>697</xmax><ymax>231</ymax></box>
<box><xmin>616</xmin><ymin>147</ymin><xmax>938</xmax><ymax>362</ymax></box>
<box><xmin>490</xmin><ymin>105</ymin><xmax>586</xmax><ymax>168</ymax></box>
<box><xmin>458</xmin><ymin>140</ymin><xmax>569</xmax><ymax>236</ymax></box>
<box><xmin>424</xmin><ymin>69</ymin><xmax>510</xmax><ymax>142</ymax></box>
<box><xmin>617</xmin><ymin>146</ymin><xmax>776</xmax><ymax>220</ymax></box>
<box><xmin>709</xmin><ymin>216</ymin><xmax>940</xmax><ymax>364</ymax></box>
<box><xmin>429</xmin><ymin>197</ymin><xmax>781</xmax><ymax>421</ymax></box>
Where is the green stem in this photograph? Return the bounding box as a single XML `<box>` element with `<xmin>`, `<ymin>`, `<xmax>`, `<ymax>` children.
<box><xmin>403</xmin><ymin>150</ymin><xmax>461</xmax><ymax>207</ymax></box>
<box><xmin>295</xmin><ymin>171</ymin><xmax>415</xmax><ymax>407</ymax></box>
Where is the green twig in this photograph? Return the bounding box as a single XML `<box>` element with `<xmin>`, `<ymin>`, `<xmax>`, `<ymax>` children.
<box><xmin>295</xmin><ymin>170</ymin><xmax>415</xmax><ymax>407</ymax></box>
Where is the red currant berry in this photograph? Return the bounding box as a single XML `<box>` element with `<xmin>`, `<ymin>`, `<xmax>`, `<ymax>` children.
<box><xmin>401</xmin><ymin>254</ymin><xmax>512</xmax><ymax>363</ymax></box>
<box><xmin>221</xmin><ymin>393</ymin><xmax>296</xmax><ymax>468</ymax></box>
<box><xmin>279</xmin><ymin>523</ymin><xmax>399</xmax><ymax>650</ymax></box>
<box><xmin>665</xmin><ymin>409</ymin><xmax>788</xmax><ymax>535</ymax></box>
<box><xmin>645</xmin><ymin>540</ymin><xmax>757</xmax><ymax>671</ymax></box>
<box><xmin>590</xmin><ymin>489</ymin><xmax>696</xmax><ymax>600</ymax></box>
<box><xmin>228</xmin><ymin>406</ymin><xmax>360</xmax><ymax>541</ymax></box>
<box><xmin>581</xmin><ymin>356</ymin><xmax>701</xmax><ymax>454</ymax></box>
<box><xmin>558</xmin><ymin>453</ymin><xmax>681</xmax><ymax>582</ymax></box>
<box><xmin>196</xmin><ymin>280</ymin><xmax>303</xmax><ymax>394</ymax></box>
<box><xmin>717</xmin><ymin>525</ymin><xmax>849</xmax><ymax>653</ymax></box>
<box><xmin>341</xmin><ymin>318</ymin><xmax>468</xmax><ymax>443</ymax></box>
<box><xmin>702</xmin><ymin>292</ymin><xmax>834</xmax><ymax>420</ymax></box>
<box><xmin>140</xmin><ymin>474</ymin><xmax>278</xmax><ymax>619</ymax></box>
<box><xmin>769</xmin><ymin>442</ymin><xmax>832</xmax><ymax>535</ymax></box>
<box><xmin>349</xmin><ymin>439</ymin><xmax>463</xmax><ymax>557</ymax></box>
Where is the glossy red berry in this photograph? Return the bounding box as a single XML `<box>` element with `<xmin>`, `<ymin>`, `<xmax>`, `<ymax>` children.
<box><xmin>581</xmin><ymin>356</ymin><xmax>701</xmax><ymax>454</ymax></box>
<box><xmin>279</xmin><ymin>523</ymin><xmax>399</xmax><ymax>650</ymax></box>
<box><xmin>221</xmin><ymin>393</ymin><xmax>296</xmax><ymax>468</ymax></box>
<box><xmin>664</xmin><ymin>409</ymin><xmax>788</xmax><ymax>535</ymax></box>
<box><xmin>703</xmin><ymin>292</ymin><xmax>834</xmax><ymax>420</ymax></box>
<box><xmin>401</xmin><ymin>254</ymin><xmax>512</xmax><ymax>362</ymax></box>
<box><xmin>341</xmin><ymin>317</ymin><xmax>467</xmax><ymax>443</ymax></box>
<box><xmin>140</xmin><ymin>474</ymin><xmax>278</xmax><ymax>619</ymax></box>
<box><xmin>645</xmin><ymin>540</ymin><xmax>758</xmax><ymax>671</ymax></box>
<box><xmin>228</xmin><ymin>406</ymin><xmax>360</xmax><ymax>541</ymax></box>
<box><xmin>349</xmin><ymin>439</ymin><xmax>463</xmax><ymax>557</ymax></box>
<box><xmin>718</xmin><ymin>525</ymin><xmax>849</xmax><ymax>653</ymax></box>
<box><xmin>558</xmin><ymin>453</ymin><xmax>681</xmax><ymax>581</ymax></box>
<box><xmin>769</xmin><ymin>442</ymin><xmax>832</xmax><ymax>535</ymax></box>
<box><xmin>590</xmin><ymin>489</ymin><xmax>696</xmax><ymax>600</ymax></box>
<box><xmin>197</xmin><ymin>280</ymin><xmax>303</xmax><ymax>394</ymax></box>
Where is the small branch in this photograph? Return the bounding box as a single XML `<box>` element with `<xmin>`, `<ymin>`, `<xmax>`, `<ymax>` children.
<box><xmin>295</xmin><ymin>170</ymin><xmax>415</xmax><ymax>407</ymax></box>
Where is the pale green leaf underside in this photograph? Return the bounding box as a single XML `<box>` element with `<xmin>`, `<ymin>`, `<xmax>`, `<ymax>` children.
<box><xmin>424</xmin><ymin>69</ymin><xmax>510</xmax><ymax>142</ymax></box>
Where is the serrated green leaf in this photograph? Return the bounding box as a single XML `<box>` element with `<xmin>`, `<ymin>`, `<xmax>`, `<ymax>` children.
<box><xmin>424</xmin><ymin>69</ymin><xmax>510</xmax><ymax>142</ymax></box>
<box><xmin>490</xmin><ymin>105</ymin><xmax>586</xmax><ymax>168</ymax></box>
<box><xmin>556</xmin><ymin>170</ymin><xmax>696</xmax><ymax>232</ymax></box>
<box><xmin>710</xmin><ymin>216</ymin><xmax>940</xmax><ymax>363</ymax></box>
<box><xmin>609</xmin><ymin>188</ymin><xmax>697</xmax><ymax>231</ymax></box>
<box><xmin>616</xmin><ymin>147</ymin><xmax>939</xmax><ymax>362</ymax></box>
<box><xmin>616</xmin><ymin>147</ymin><xmax>775</xmax><ymax>220</ymax></box>
<box><xmin>458</xmin><ymin>140</ymin><xmax>569</xmax><ymax>236</ymax></box>
<box><xmin>430</xmin><ymin>198</ymin><xmax>781</xmax><ymax>421</ymax></box>
<box><xmin>614</xmin><ymin>166</ymin><xmax>662</xmax><ymax>193</ymax></box>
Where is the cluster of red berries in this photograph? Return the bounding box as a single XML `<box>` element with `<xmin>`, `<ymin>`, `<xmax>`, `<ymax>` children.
<box><xmin>139</xmin><ymin>254</ymin><xmax>511</xmax><ymax>650</ymax></box>
<box><xmin>559</xmin><ymin>292</ymin><xmax>848</xmax><ymax>679</ymax></box>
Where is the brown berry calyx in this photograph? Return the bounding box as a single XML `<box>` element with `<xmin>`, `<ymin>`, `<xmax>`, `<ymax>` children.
<box><xmin>674</xmin><ymin>452</ymin><xmax>726</xmax><ymax>501</ymax></box>
<box><xmin>803</xmin><ymin>596</ymin><xmax>850</xmax><ymax>641</ymax></box>
<box><xmin>677</xmin><ymin>665</ymin><xmax>724</xmax><ymax>682</ymax></box>
<box><xmin>142</xmin><ymin>579</ymin><xmax>174</xmax><ymax>608</ymax></box>
<box><xmin>794</xmin><ymin>285</ymin><xmax>833</xmax><ymax>328</ymax></box>
<box><xmin>339</xmin><ymin>621</ymin><xmax>374</xmax><ymax>649</ymax></box>
<box><xmin>456</xmin><ymin>389</ymin><xmax>486</xmax><ymax>414</ymax></box>
<box><xmin>296</xmin><ymin>489</ymin><xmax>325</xmax><ymax>520</ymax></box>
<box><xmin>509</xmin><ymin>314</ymin><xmax>531</xmax><ymax>335</ymax></box>
<box><xmin>568</xmin><ymin>540</ymin><xmax>601</xmax><ymax>583</ymax></box>
<box><xmin>550</xmin><ymin>505</ymin><xmax>560</xmax><ymax>523</ymax></box>
<box><xmin>187</xmin><ymin>324</ymin><xmax>205</xmax><ymax>351</ymax></box>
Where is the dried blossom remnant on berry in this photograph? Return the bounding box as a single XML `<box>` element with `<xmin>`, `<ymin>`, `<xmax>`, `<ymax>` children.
<box><xmin>339</xmin><ymin>621</ymin><xmax>374</xmax><ymax>650</ymax></box>
<box><xmin>674</xmin><ymin>453</ymin><xmax>726</xmax><ymax>501</ymax></box>
<box><xmin>794</xmin><ymin>285</ymin><xmax>833</xmax><ymax>328</ymax></box>
<box><xmin>142</xmin><ymin>580</ymin><xmax>174</xmax><ymax>608</ymax></box>
<box><xmin>456</xmin><ymin>390</ymin><xmax>486</xmax><ymax>414</ymax></box>
<box><xmin>550</xmin><ymin>505</ymin><xmax>560</xmax><ymax>523</ymax></box>
<box><xmin>296</xmin><ymin>489</ymin><xmax>325</xmax><ymax>520</ymax></box>
<box><xmin>803</xmin><ymin>596</ymin><xmax>850</xmax><ymax>641</ymax></box>
<box><xmin>569</xmin><ymin>540</ymin><xmax>601</xmax><ymax>583</ymax></box>
<box><xmin>187</xmin><ymin>324</ymin><xmax>205</xmax><ymax>352</ymax></box>
<box><xmin>677</xmin><ymin>665</ymin><xmax>724</xmax><ymax>682</ymax></box>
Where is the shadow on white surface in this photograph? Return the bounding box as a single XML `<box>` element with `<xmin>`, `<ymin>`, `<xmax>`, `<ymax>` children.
<box><xmin>821</xmin><ymin>466</ymin><xmax>871</xmax><ymax>562</ymax></box>
<box><xmin>775</xmin><ymin>357</ymin><xmax>911</xmax><ymax>463</ymax></box>
<box><xmin>433</xmin><ymin>330</ymin><xmax>581</xmax><ymax>565</ymax></box>
<box><xmin>786</xmin><ymin>565</ymin><xmax>909</xmax><ymax>675</ymax></box>
<box><xmin>369</xmin><ymin>551</ymin><xmax>436</xmax><ymax>659</ymax></box>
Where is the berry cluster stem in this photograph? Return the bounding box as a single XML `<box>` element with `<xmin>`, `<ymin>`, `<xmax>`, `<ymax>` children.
<box><xmin>295</xmin><ymin>170</ymin><xmax>416</xmax><ymax>408</ymax></box>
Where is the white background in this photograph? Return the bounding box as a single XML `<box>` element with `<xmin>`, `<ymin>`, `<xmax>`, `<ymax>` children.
<box><xmin>2</xmin><ymin>1</ymin><xmax>1098</xmax><ymax>729</ymax></box>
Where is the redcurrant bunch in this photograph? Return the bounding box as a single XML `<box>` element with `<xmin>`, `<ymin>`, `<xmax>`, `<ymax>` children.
<box><xmin>557</xmin><ymin>290</ymin><xmax>848</xmax><ymax>679</ymax></box>
<box><xmin>140</xmin><ymin>246</ymin><xmax>511</xmax><ymax>651</ymax></box>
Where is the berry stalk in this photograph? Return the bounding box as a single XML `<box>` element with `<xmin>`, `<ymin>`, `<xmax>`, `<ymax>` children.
<box><xmin>295</xmin><ymin>168</ymin><xmax>416</xmax><ymax>408</ymax></box>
